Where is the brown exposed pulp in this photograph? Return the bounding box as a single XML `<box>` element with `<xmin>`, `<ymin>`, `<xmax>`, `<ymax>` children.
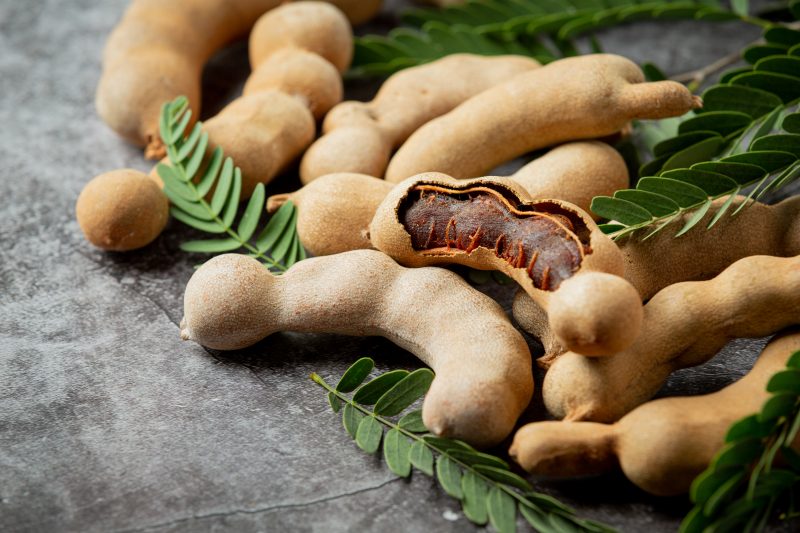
<box><xmin>400</xmin><ymin>184</ymin><xmax>592</xmax><ymax>291</ymax></box>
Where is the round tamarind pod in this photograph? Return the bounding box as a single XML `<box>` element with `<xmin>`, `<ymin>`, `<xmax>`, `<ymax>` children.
<box><xmin>249</xmin><ymin>1</ymin><xmax>353</xmax><ymax>74</ymax></box>
<box><xmin>181</xmin><ymin>251</ymin><xmax>533</xmax><ymax>448</ymax></box>
<box><xmin>385</xmin><ymin>54</ymin><xmax>701</xmax><ymax>182</ymax></box>
<box><xmin>76</xmin><ymin>169</ymin><xmax>168</xmax><ymax>251</ymax></box>
<box><xmin>542</xmin><ymin>254</ymin><xmax>800</xmax><ymax>423</ymax></box>
<box><xmin>512</xmin><ymin>328</ymin><xmax>800</xmax><ymax>496</ymax></box>
<box><xmin>300</xmin><ymin>54</ymin><xmax>540</xmax><ymax>183</ymax></box>
<box><xmin>369</xmin><ymin>173</ymin><xmax>643</xmax><ymax>356</ymax></box>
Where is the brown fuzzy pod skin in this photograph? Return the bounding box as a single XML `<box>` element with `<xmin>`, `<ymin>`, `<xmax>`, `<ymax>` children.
<box><xmin>369</xmin><ymin>173</ymin><xmax>643</xmax><ymax>356</ymax></box>
<box><xmin>621</xmin><ymin>196</ymin><xmax>800</xmax><ymax>299</ymax></box>
<box><xmin>271</xmin><ymin>141</ymin><xmax>628</xmax><ymax>257</ymax></box>
<box><xmin>511</xmin><ymin>329</ymin><xmax>800</xmax><ymax>496</ymax></box>
<box><xmin>299</xmin><ymin>54</ymin><xmax>540</xmax><ymax>183</ymax></box>
<box><xmin>76</xmin><ymin>169</ymin><xmax>169</xmax><ymax>251</ymax></box>
<box><xmin>180</xmin><ymin>251</ymin><xmax>533</xmax><ymax>448</ymax></box>
<box><xmin>96</xmin><ymin>0</ymin><xmax>374</xmax><ymax>155</ymax></box>
<box><xmin>544</xmin><ymin>254</ymin><xmax>800</xmax><ymax>423</ymax></box>
<box><xmin>79</xmin><ymin>2</ymin><xmax>351</xmax><ymax>251</ymax></box>
<box><xmin>385</xmin><ymin>54</ymin><xmax>701</xmax><ymax>183</ymax></box>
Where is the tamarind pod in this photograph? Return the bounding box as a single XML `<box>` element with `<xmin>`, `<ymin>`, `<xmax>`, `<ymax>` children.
<box><xmin>543</xmin><ymin>254</ymin><xmax>800</xmax><ymax>423</ymax></box>
<box><xmin>299</xmin><ymin>54</ymin><xmax>540</xmax><ymax>183</ymax></box>
<box><xmin>79</xmin><ymin>2</ymin><xmax>351</xmax><ymax>251</ymax></box>
<box><xmin>369</xmin><ymin>173</ymin><xmax>643</xmax><ymax>356</ymax></box>
<box><xmin>509</xmin><ymin>141</ymin><xmax>629</xmax><ymax>217</ymax></box>
<box><xmin>384</xmin><ymin>54</ymin><xmax>701</xmax><ymax>183</ymax></box>
<box><xmin>512</xmin><ymin>329</ymin><xmax>800</xmax><ymax>496</ymax></box>
<box><xmin>621</xmin><ymin>195</ymin><xmax>800</xmax><ymax>300</ymax></box>
<box><xmin>96</xmin><ymin>0</ymin><xmax>375</xmax><ymax>156</ymax></box>
<box><xmin>270</xmin><ymin>141</ymin><xmax>629</xmax><ymax>257</ymax></box>
<box><xmin>180</xmin><ymin>251</ymin><xmax>533</xmax><ymax>448</ymax></box>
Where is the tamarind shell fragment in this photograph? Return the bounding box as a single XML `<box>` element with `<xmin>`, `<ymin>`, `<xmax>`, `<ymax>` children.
<box><xmin>370</xmin><ymin>173</ymin><xmax>643</xmax><ymax>356</ymax></box>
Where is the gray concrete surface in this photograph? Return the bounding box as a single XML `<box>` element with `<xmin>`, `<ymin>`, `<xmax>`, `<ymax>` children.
<box><xmin>0</xmin><ymin>1</ymin><xmax>795</xmax><ymax>532</ymax></box>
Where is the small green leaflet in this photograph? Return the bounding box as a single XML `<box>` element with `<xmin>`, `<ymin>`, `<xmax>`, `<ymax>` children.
<box><xmin>157</xmin><ymin>96</ymin><xmax>305</xmax><ymax>272</ymax></box>
<box><xmin>310</xmin><ymin>361</ymin><xmax>614</xmax><ymax>532</ymax></box>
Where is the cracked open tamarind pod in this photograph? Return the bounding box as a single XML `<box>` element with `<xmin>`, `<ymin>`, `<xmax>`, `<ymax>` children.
<box><xmin>511</xmin><ymin>328</ymin><xmax>800</xmax><ymax>496</ymax></box>
<box><xmin>299</xmin><ymin>54</ymin><xmax>539</xmax><ymax>183</ymax></box>
<box><xmin>369</xmin><ymin>173</ymin><xmax>643</xmax><ymax>356</ymax></box>
<box><xmin>543</xmin><ymin>254</ymin><xmax>800</xmax><ymax>423</ymax></box>
<box><xmin>78</xmin><ymin>2</ymin><xmax>352</xmax><ymax>251</ymax></box>
<box><xmin>180</xmin><ymin>250</ymin><xmax>533</xmax><ymax>448</ymax></box>
<box><xmin>269</xmin><ymin>141</ymin><xmax>629</xmax><ymax>257</ymax></box>
<box><xmin>385</xmin><ymin>54</ymin><xmax>701</xmax><ymax>182</ymax></box>
<box><xmin>95</xmin><ymin>0</ymin><xmax>377</xmax><ymax>157</ymax></box>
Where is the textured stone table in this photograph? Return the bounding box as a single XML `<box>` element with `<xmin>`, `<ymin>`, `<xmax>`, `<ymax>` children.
<box><xmin>0</xmin><ymin>1</ymin><xmax>794</xmax><ymax>532</ymax></box>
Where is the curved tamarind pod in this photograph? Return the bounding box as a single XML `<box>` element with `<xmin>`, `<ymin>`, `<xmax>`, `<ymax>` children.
<box><xmin>96</xmin><ymin>0</ymin><xmax>375</xmax><ymax>156</ymax></box>
<box><xmin>299</xmin><ymin>54</ymin><xmax>540</xmax><ymax>183</ymax></box>
<box><xmin>79</xmin><ymin>2</ymin><xmax>351</xmax><ymax>251</ymax></box>
<box><xmin>620</xmin><ymin>195</ymin><xmax>800</xmax><ymax>300</ymax></box>
<box><xmin>369</xmin><ymin>173</ymin><xmax>643</xmax><ymax>356</ymax></box>
<box><xmin>180</xmin><ymin>251</ymin><xmax>533</xmax><ymax>448</ymax></box>
<box><xmin>385</xmin><ymin>54</ymin><xmax>701</xmax><ymax>183</ymax></box>
<box><xmin>511</xmin><ymin>329</ymin><xmax>800</xmax><ymax>496</ymax></box>
<box><xmin>543</xmin><ymin>254</ymin><xmax>800</xmax><ymax>423</ymax></box>
<box><xmin>269</xmin><ymin>141</ymin><xmax>629</xmax><ymax>257</ymax></box>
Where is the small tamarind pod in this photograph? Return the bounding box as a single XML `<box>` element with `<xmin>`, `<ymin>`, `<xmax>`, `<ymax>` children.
<box><xmin>270</xmin><ymin>141</ymin><xmax>629</xmax><ymax>257</ymax></box>
<box><xmin>180</xmin><ymin>251</ymin><xmax>533</xmax><ymax>448</ymax></box>
<box><xmin>385</xmin><ymin>54</ymin><xmax>701</xmax><ymax>183</ymax></box>
<box><xmin>511</xmin><ymin>328</ymin><xmax>800</xmax><ymax>496</ymax></box>
<box><xmin>299</xmin><ymin>54</ymin><xmax>540</xmax><ymax>183</ymax></box>
<box><xmin>620</xmin><ymin>195</ymin><xmax>800</xmax><ymax>300</ymax></box>
<box><xmin>76</xmin><ymin>169</ymin><xmax>169</xmax><ymax>251</ymax></box>
<box><xmin>79</xmin><ymin>2</ymin><xmax>352</xmax><ymax>251</ymax></box>
<box><xmin>96</xmin><ymin>0</ymin><xmax>377</xmax><ymax>156</ymax></box>
<box><xmin>543</xmin><ymin>254</ymin><xmax>800</xmax><ymax>423</ymax></box>
<box><xmin>369</xmin><ymin>173</ymin><xmax>643</xmax><ymax>356</ymax></box>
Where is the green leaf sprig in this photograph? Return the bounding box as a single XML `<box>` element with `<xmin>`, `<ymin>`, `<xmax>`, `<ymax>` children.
<box><xmin>157</xmin><ymin>96</ymin><xmax>304</xmax><ymax>271</ymax></box>
<box><xmin>312</xmin><ymin>358</ymin><xmax>615</xmax><ymax>533</ymax></box>
<box><xmin>680</xmin><ymin>349</ymin><xmax>800</xmax><ymax>533</ymax></box>
<box><xmin>351</xmin><ymin>0</ymin><xmax>774</xmax><ymax>78</ymax></box>
<box><xmin>591</xmin><ymin>23</ymin><xmax>800</xmax><ymax>241</ymax></box>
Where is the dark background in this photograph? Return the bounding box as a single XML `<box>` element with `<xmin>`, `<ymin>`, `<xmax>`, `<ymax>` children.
<box><xmin>1</xmin><ymin>0</ymin><xmax>795</xmax><ymax>531</ymax></box>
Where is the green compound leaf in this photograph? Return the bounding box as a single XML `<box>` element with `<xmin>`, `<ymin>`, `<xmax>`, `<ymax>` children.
<box><xmin>158</xmin><ymin>96</ymin><xmax>303</xmax><ymax>271</ymax></box>
<box><xmin>311</xmin><ymin>363</ymin><xmax>614</xmax><ymax>533</ymax></box>
<box><xmin>374</xmin><ymin>368</ymin><xmax>435</xmax><ymax>416</ymax></box>
<box><xmin>766</xmin><ymin>369</ymin><xmax>800</xmax><ymax>393</ymax></box>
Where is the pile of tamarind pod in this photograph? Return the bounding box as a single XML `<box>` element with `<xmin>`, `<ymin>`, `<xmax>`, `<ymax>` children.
<box><xmin>510</xmin><ymin>328</ymin><xmax>800</xmax><ymax>496</ymax></box>
<box><xmin>78</xmin><ymin>1</ymin><xmax>800</xmax><ymax>496</ymax></box>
